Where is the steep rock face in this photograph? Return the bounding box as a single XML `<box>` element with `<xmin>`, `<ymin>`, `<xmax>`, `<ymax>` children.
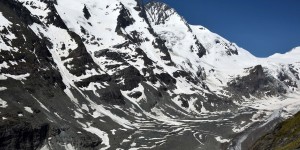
<box><xmin>146</xmin><ymin>2</ymin><xmax>207</xmax><ymax>74</ymax></box>
<box><xmin>227</xmin><ymin>65</ymin><xmax>287</xmax><ymax>98</ymax></box>
<box><xmin>0</xmin><ymin>0</ymin><xmax>300</xmax><ymax>149</ymax></box>
<box><xmin>0</xmin><ymin>120</ymin><xmax>49</xmax><ymax>150</ymax></box>
<box><xmin>146</xmin><ymin>1</ymin><xmax>176</xmax><ymax>25</ymax></box>
<box><xmin>0</xmin><ymin>1</ymin><xmax>105</xmax><ymax>148</ymax></box>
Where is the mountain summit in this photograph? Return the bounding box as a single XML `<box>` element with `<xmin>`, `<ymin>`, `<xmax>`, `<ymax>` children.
<box><xmin>0</xmin><ymin>0</ymin><xmax>299</xmax><ymax>149</ymax></box>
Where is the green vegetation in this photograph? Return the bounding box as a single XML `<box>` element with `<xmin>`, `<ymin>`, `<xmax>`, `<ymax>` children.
<box><xmin>252</xmin><ymin>111</ymin><xmax>300</xmax><ymax>150</ymax></box>
<box><xmin>275</xmin><ymin>111</ymin><xmax>300</xmax><ymax>150</ymax></box>
<box><xmin>276</xmin><ymin>138</ymin><xmax>300</xmax><ymax>150</ymax></box>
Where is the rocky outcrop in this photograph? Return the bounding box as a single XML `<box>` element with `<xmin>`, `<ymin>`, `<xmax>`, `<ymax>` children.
<box><xmin>0</xmin><ymin>119</ymin><xmax>49</xmax><ymax>150</ymax></box>
<box><xmin>227</xmin><ymin>65</ymin><xmax>287</xmax><ymax>98</ymax></box>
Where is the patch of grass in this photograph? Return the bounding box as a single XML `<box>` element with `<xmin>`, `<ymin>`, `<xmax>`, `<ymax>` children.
<box><xmin>252</xmin><ymin>111</ymin><xmax>300</xmax><ymax>150</ymax></box>
<box><xmin>277</xmin><ymin>111</ymin><xmax>300</xmax><ymax>137</ymax></box>
<box><xmin>276</xmin><ymin>138</ymin><xmax>300</xmax><ymax>150</ymax></box>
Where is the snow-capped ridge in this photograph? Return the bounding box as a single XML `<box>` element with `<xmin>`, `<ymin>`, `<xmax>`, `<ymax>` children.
<box><xmin>270</xmin><ymin>46</ymin><xmax>300</xmax><ymax>57</ymax></box>
<box><xmin>268</xmin><ymin>46</ymin><xmax>300</xmax><ymax>63</ymax></box>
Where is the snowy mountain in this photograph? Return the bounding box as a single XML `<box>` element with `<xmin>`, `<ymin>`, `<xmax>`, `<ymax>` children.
<box><xmin>0</xmin><ymin>0</ymin><xmax>299</xmax><ymax>149</ymax></box>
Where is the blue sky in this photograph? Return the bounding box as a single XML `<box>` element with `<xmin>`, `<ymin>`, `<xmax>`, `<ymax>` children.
<box><xmin>144</xmin><ymin>0</ymin><xmax>300</xmax><ymax>57</ymax></box>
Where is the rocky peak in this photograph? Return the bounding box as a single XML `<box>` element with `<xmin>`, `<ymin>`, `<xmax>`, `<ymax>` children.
<box><xmin>145</xmin><ymin>1</ymin><xmax>184</xmax><ymax>25</ymax></box>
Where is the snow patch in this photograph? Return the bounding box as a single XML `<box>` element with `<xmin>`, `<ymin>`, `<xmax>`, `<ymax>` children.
<box><xmin>215</xmin><ymin>136</ymin><xmax>230</xmax><ymax>143</ymax></box>
<box><xmin>0</xmin><ymin>62</ymin><xmax>9</xmax><ymax>69</ymax></box>
<box><xmin>24</xmin><ymin>107</ymin><xmax>34</xmax><ymax>114</ymax></box>
<box><xmin>63</xmin><ymin>143</ymin><xmax>76</xmax><ymax>150</ymax></box>
<box><xmin>0</xmin><ymin>12</ymin><xmax>11</xmax><ymax>26</ymax></box>
<box><xmin>83</xmin><ymin>123</ymin><xmax>110</xmax><ymax>150</ymax></box>
<box><xmin>40</xmin><ymin>144</ymin><xmax>50</xmax><ymax>150</ymax></box>
<box><xmin>0</xmin><ymin>98</ymin><xmax>8</xmax><ymax>108</ymax></box>
<box><xmin>74</xmin><ymin>111</ymin><xmax>83</xmax><ymax>118</ymax></box>
<box><xmin>0</xmin><ymin>87</ymin><xmax>7</xmax><ymax>91</ymax></box>
<box><xmin>0</xmin><ymin>73</ymin><xmax>30</xmax><ymax>80</ymax></box>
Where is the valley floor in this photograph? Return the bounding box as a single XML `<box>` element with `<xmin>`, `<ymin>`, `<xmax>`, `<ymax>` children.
<box><xmin>47</xmin><ymin>91</ymin><xmax>300</xmax><ymax>150</ymax></box>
